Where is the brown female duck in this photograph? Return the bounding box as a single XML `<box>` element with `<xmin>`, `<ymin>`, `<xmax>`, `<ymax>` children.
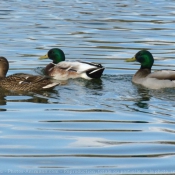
<box><xmin>0</xmin><ymin>56</ymin><xmax>59</xmax><ymax>91</ymax></box>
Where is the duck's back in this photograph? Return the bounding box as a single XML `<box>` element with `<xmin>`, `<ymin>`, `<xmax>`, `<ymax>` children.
<box><xmin>56</xmin><ymin>61</ymin><xmax>102</xmax><ymax>73</ymax></box>
<box><xmin>0</xmin><ymin>73</ymin><xmax>58</xmax><ymax>91</ymax></box>
<box><xmin>133</xmin><ymin>69</ymin><xmax>175</xmax><ymax>89</ymax></box>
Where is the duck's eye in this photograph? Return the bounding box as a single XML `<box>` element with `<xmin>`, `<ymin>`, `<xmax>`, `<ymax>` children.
<box><xmin>48</xmin><ymin>50</ymin><xmax>53</xmax><ymax>56</ymax></box>
<box><xmin>135</xmin><ymin>52</ymin><xmax>141</xmax><ymax>58</ymax></box>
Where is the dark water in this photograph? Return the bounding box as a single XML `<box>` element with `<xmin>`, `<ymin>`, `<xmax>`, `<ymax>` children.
<box><xmin>1</xmin><ymin>0</ymin><xmax>175</xmax><ymax>174</ymax></box>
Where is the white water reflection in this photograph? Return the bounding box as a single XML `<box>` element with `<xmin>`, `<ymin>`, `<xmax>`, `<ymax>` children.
<box><xmin>69</xmin><ymin>137</ymin><xmax>111</xmax><ymax>148</ymax></box>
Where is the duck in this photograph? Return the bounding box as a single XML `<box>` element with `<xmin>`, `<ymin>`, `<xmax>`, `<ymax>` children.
<box><xmin>39</xmin><ymin>48</ymin><xmax>105</xmax><ymax>80</ymax></box>
<box><xmin>0</xmin><ymin>56</ymin><xmax>59</xmax><ymax>92</ymax></box>
<box><xmin>126</xmin><ymin>50</ymin><xmax>175</xmax><ymax>89</ymax></box>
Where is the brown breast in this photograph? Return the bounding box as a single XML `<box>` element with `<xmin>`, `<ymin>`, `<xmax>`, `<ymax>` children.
<box><xmin>45</xmin><ymin>63</ymin><xmax>55</xmax><ymax>75</ymax></box>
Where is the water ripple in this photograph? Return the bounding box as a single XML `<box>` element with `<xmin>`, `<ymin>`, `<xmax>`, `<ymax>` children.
<box><xmin>1</xmin><ymin>0</ymin><xmax>175</xmax><ymax>174</ymax></box>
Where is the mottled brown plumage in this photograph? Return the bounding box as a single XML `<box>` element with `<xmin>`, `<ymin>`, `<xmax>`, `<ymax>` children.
<box><xmin>0</xmin><ymin>57</ymin><xmax>59</xmax><ymax>92</ymax></box>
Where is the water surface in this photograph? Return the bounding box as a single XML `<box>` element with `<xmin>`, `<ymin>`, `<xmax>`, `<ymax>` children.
<box><xmin>1</xmin><ymin>0</ymin><xmax>175</xmax><ymax>174</ymax></box>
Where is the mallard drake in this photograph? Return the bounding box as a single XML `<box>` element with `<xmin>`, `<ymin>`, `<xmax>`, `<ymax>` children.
<box><xmin>0</xmin><ymin>56</ymin><xmax>59</xmax><ymax>91</ymax></box>
<box><xmin>126</xmin><ymin>50</ymin><xmax>175</xmax><ymax>89</ymax></box>
<box><xmin>39</xmin><ymin>48</ymin><xmax>105</xmax><ymax>80</ymax></box>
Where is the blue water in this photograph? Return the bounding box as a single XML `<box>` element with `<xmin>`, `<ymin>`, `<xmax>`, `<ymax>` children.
<box><xmin>1</xmin><ymin>0</ymin><xmax>175</xmax><ymax>174</ymax></box>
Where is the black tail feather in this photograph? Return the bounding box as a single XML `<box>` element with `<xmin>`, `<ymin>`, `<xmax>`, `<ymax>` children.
<box><xmin>86</xmin><ymin>67</ymin><xmax>105</xmax><ymax>79</ymax></box>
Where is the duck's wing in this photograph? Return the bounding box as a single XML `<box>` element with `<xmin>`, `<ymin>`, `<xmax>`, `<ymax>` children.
<box><xmin>1</xmin><ymin>73</ymin><xmax>59</xmax><ymax>91</ymax></box>
<box><xmin>48</xmin><ymin>61</ymin><xmax>104</xmax><ymax>80</ymax></box>
<box><xmin>148</xmin><ymin>70</ymin><xmax>175</xmax><ymax>80</ymax></box>
<box><xmin>78</xmin><ymin>61</ymin><xmax>104</xmax><ymax>68</ymax></box>
<box><xmin>7</xmin><ymin>73</ymin><xmax>49</xmax><ymax>83</ymax></box>
<box><xmin>55</xmin><ymin>61</ymin><xmax>104</xmax><ymax>73</ymax></box>
<box><xmin>54</xmin><ymin>62</ymin><xmax>79</xmax><ymax>72</ymax></box>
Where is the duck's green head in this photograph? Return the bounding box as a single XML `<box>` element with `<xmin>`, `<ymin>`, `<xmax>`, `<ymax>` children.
<box><xmin>39</xmin><ymin>48</ymin><xmax>65</xmax><ymax>64</ymax></box>
<box><xmin>126</xmin><ymin>50</ymin><xmax>154</xmax><ymax>69</ymax></box>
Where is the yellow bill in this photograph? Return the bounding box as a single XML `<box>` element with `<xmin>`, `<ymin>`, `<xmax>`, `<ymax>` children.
<box><xmin>125</xmin><ymin>57</ymin><xmax>136</xmax><ymax>62</ymax></box>
<box><xmin>39</xmin><ymin>54</ymin><xmax>49</xmax><ymax>60</ymax></box>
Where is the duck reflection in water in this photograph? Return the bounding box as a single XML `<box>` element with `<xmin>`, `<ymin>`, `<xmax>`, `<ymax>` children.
<box><xmin>0</xmin><ymin>88</ymin><xmax>60</xmax><ymax>106</ymax></box>
<box><xmin>134</xmin><ymin>87</ymin><xmax>151</xmax><ymax>109</ymax></box>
